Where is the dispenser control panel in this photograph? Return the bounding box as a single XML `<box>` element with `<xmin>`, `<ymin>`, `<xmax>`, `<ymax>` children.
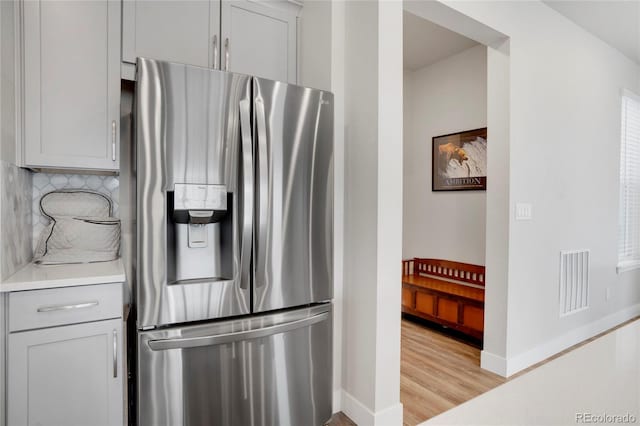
<box><xmin>174</xmin><ymin>184</ymin><xmax>227</xmax><ymax>211</ymax></box>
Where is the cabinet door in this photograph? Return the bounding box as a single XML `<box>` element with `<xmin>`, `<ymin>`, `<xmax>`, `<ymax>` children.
<box><xmin>22</xmin><ymin>0</ymin><xmax>120</xmax><ymax>171</ymax></box>
<box><xmin>122</xmin><ymin>0</ymin><xmax>220</xmax><ymax>69</ymax></box>
<box><xmin>8</xmin><ymin>319</ymin><xmax>123</xmax><ymax>426</ymax></box>
<box><xmin>221</xmin><ymin>0</ymin><xmax>297</xmax><ymax>83</ymax></box>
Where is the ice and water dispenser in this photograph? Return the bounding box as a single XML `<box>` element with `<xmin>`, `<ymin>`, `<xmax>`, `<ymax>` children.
<box><xmin>167</xmin><ymin>183</ymin><xmax>233</xmax><ymax>283</ymax></box>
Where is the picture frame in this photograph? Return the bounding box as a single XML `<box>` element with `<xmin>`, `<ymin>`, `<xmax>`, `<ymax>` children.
<box><xmin>432</xmin><ymin>127</ymin><xmax>487</xmax><ymax>191</ymax></box>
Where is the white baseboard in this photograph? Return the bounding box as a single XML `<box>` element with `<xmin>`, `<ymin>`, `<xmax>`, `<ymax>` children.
<box><xmin>504</xmin><ymin>303</ymin><xmax>640</xmax><ymax>376</ymax></box>
<box><xmin>341</xmin><ymin>390</ymin><xmax>374</xmax><ymax>425</ymax></box>
<box><xmin>481</xmin><ymin>304</ymin><xmax>640</xmax><ymax>378</ymax></box>
<box><xmin>374</xmin><ymin>402</ymin><xmax>403</xmax><ymax>426</ymax></box>
<box><xmin>333</xmin><ymin>389</ymin><xmax>342</xmax><ymax>414</ymax></box>
<box><xmin>480</xmin><ymin>350</ymin><xmax>507</xmax><ymax>377</ymax></box>
<box><xmin>341</xmin><ymin>390</ymin><xmax>403</xmax><ymax>426</ymax></box>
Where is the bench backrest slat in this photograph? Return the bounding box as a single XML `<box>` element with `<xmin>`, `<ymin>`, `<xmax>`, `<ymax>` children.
<box><xmin>402</xmin><ymin>258</ymin><xmax>485</xmax><ymax>287</ymax></box>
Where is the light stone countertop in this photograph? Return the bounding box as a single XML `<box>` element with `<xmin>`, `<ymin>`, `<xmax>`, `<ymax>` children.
<box><xmin>0</xmin><ymin>258</ymin><xmax>126</xmax><ymax>292</ymax></box>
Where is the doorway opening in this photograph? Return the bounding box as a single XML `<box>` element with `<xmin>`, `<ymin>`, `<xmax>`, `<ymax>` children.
<box><xmin>400</xmin><ymin>8</ymin><xmax>509</xmax><ymax>425</ymax></box>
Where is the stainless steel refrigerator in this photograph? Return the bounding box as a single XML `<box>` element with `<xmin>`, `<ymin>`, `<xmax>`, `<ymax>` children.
<box><xmin>133</xmin><ymin>58</ymin><xmax>334</xmax><ymax>426</ymax></box>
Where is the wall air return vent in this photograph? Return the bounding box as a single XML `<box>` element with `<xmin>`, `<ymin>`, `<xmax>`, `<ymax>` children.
<box><xmin>559</xmin><ymin>249</ymin><xmax>590</xmax><ymax>317</ymax></box>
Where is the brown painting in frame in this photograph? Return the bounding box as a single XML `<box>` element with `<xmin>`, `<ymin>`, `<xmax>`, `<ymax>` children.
<box><xmin>432</xmin><ymin>127</ymin><xmax>487</xmax><ymax>191</ymax></box>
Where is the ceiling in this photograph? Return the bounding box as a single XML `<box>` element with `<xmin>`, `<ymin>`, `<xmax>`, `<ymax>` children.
<box><xmin>542</xmin><ymin>0</ymin><xmax>640</xmax><ymax>64</ymax></box>
<box><xmin>403</xmin><ymin>11</ymin><xmax>479</xmax><ymax>71</ymax></box>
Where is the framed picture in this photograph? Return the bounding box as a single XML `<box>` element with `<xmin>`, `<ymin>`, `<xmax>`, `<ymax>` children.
<box><xmin>432</xmin><ymin>127</ymin><xmax>487</xmax><ymax>191</ymax></box>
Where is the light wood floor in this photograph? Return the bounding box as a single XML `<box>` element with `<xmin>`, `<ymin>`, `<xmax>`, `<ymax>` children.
<box><xmin>400</xmin><ymin>319</ymin><xmax>505</xmax><ymax>426</ymax></box>
<box><xmin>327</xmin><ymin>319</ymin><xmax>505</xmax><ymax>426</ymax></box>
<box><xmin>331</xmin><ymin>317</ymin><xmax>639</xmax><ymax>426</ymax></box>
<box><xmin>399</xmin><ymin>316</ymin><xmax>640</xmax><ymax>426</ymax></box>
<box><xmin>328</xmin><ymin>412</ymin><xmax>356</xmax><ymax>426</ymax></box>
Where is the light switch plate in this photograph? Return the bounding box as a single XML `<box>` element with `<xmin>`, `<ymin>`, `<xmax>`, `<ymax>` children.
<box><xmin>516</xmin><ymin>203</ymin><xmax>533</xmax><ymax>220</ymax></box>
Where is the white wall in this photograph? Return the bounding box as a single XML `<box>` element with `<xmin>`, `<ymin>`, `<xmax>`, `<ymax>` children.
<box><xmin>374</xmin><ymin>0</ymin><xmax>403</xmax><ymax>419</ymax></box>
<box><xmin>1</xmin><ymin>0</ymin><xmax>33</xmax><ymax>282</ymax></box>
<box><xmin>403</xmin><ymin>44</ymin><xmax>487</xmax><ymax>265</ymax></box>
<box><xmin>482</xmin><ymin>38</ymin><xmax>511</xmax><ymax>372</ymax></box>
<box><xmin>407</xmin><ymin>0</ymin><xmax>640</xmax><ymax>376</ymax></box>
<box><xmin>298</xmin><ymin>0</ymin><xmax>348</xmax><ymax>412</ymax></box>
<box><xmin>330</xmin><ymin>0</ymin><xmax>346</xmax><ymax>413</ymax></box>
<box><xmin>0</xmin><ymin>3</ymin><xmax>7</xmax><ymax>423</ymax></box>
<box><xmin>0</xmin><ymin>2</ymin><xmax>22</xmax><ymax>425</ymax></box>
<box><xmin>299</xmin><ymin>0</ymin><xmax>332</xmax><ymax>91</ymax></box>
<box><xmin>342</xmin><ymin>0</ymin><xmax>379</xmax><ymax>412</ymax></box>
<box><xmin>1</xmin><ymin>0</ymin><xmax>15</xmax><ymax>164</ymax></box>
<box><xmin>340</xmin><ymin>0</ymin><xmax>403</xmax><ymax>424</ymax></box>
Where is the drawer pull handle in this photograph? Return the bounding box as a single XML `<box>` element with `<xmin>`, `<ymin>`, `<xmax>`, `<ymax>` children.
<box><xmin>37</xmin><ymin>301</ymin><xmax>99</xmax><ymax>313</ymax></box>
<box><xmin>111</xmin><ymin>120</ymin><xmax>117</xmax><ymax>162</ymax></box>
<box><xmin>113</xmin><ymin>330</ymin><xmax>118</xmax><ymax>378</ymax></box>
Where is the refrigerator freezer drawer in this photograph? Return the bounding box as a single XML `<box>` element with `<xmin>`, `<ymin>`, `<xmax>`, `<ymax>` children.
<box><xmin>137</xmin><ymin>304</ymin><xmax>332</xmax><ymax>426</ymax></box>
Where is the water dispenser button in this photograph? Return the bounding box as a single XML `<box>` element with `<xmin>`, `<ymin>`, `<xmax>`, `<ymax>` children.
<box><xmin>188</xmin><ymin>223</ymin><xmax>207</xmax><ymax>248</ymax></box>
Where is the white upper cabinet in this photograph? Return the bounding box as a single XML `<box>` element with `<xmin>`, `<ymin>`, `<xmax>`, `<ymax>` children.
<box><xmin>22</xmin><ymin>0</ymin><xmax>121</xmax><ymax>171</ymax></box>
<box><xmin>221</xmin><ymin>1</ymin><xmax>297</xmax><ymax>83</ymax></box>
<box><xmin>122</xmin><ymin>0</ymin><xmax>299</xmax><ymax>83</ymax></box>
<box><xmin>122</xmin><ymin>0</ymin><xmax>220</xmax><ymax>69</ymax></box>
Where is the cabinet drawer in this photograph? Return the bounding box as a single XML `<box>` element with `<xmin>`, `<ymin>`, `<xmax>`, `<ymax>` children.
<box><xmin>9</xmin><ymin>283</ymin><xmax>122</xmax><ymax>332</ymax></box>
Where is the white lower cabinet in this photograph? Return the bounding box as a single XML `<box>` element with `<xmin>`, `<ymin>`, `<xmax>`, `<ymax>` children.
<box><xmin>6</xmin><ymin>284</ymin><xmax>124</xmax><ymax>426</ymax></box>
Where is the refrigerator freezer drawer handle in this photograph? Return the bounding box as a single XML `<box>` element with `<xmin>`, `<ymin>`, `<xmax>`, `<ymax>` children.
<box><xmin>239</xmin><ymin>99</ymin><xmax>253</xmax><ymax>290</ymax></box>
<box><xmin>147</xmin><ymin>312</ymin><xmax>329</xmax><ymax>351</ymax></box>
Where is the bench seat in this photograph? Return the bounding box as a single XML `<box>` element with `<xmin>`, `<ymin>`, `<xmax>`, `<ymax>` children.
<box><xmin>402</xmin><ymin>258</ymin><xmax>485</xmax><ymax>341</ymax></box>
<box><xmin>402</xmin><ymin>275</ymin><xmax>484</xmax><ymax>302</ymax></box>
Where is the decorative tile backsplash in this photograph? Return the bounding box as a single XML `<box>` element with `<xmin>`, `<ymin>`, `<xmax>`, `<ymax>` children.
<box><xmin>32</xmin><ymin>172</ymin><xmax>120</xmax><ymax>249</ymax></box>
<box><xmin>1</xmin><ymin>161</ymin><xmax>33</xmax><ymax>280</ymax></box>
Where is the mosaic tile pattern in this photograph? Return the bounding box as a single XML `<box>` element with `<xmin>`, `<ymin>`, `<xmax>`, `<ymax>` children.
<box><xmin>1</xmin><ymin>161</ymin><xmax>33</xmax><ymax>280</ymax></box>
<box><xmin>32</xmin><ymin>172</ymin><xmax>120</xmax><ymax>249</ymax></box>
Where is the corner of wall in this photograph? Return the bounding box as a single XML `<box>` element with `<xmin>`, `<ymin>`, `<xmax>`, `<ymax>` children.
<box><xmin>0</xmin><ymin>0</ymin><xmax>32</xmax><ymax>282</ymax></box>
<box><xmin>330</xmin><ymin>0</ymin><xmax>346</xmax><ymax>414</ymax></box>
<box><xmin>481</xmin><ymin>37</ymin><xmax>511</xmax><ymax>368</ymax></box>
<box><xmin>482</xmin><ymin>303</ymin><xmax>640</xmax><ymax>379</ymax></box>
<box><xmin>341</xmin><ymin>390</ymin><xmax>374</xmax><ymax>425</ymax></box>
<box><xmin>0</xmin><ymin>161</ymin><xmax>32</xmax><ymax>281</ymax></box>
<box><xmin>480</xmin><ymin>349</ymin><xmax>508</xmax><ymax>377</ymax></box>
<box><xmin>504</xmin><ymin>303</ymin><xmax>640</xmax><ymax>377</ymax></box>
<box><xmin>341</xmin><ymin>390</ymin><xmax>404</xmax><ymax>426</ymax></box>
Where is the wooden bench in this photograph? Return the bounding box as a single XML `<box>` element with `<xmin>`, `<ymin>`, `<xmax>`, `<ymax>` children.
<box><xmin>402</xmin><ymin>258</ymin><xmax>485</xmax><ymax>340</ymax></box>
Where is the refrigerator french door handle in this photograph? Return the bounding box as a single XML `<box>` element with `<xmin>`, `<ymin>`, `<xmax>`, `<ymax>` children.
<box><xmin>147</xmin><ymin>311</ymin><xmax>329</xmax><ymax>350</ymax></box>
<box><xmin>239</xmin><ymin>99</ymin><xmax>253</xmax><ymax>290</ymax></box>
<box><xmin>212</xmin><ymin>35</ymin><xmax>218</xmax><ymax>69</ymax></box>
<box><xmin>254</xmin><ymin>96</ymin><xmax>269</xmax><ymax>288</ymax></box>
<box><xmin>224</xmin><ymin>38</ymin><xmax>230</xmax><ymax>71</ymax></box>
